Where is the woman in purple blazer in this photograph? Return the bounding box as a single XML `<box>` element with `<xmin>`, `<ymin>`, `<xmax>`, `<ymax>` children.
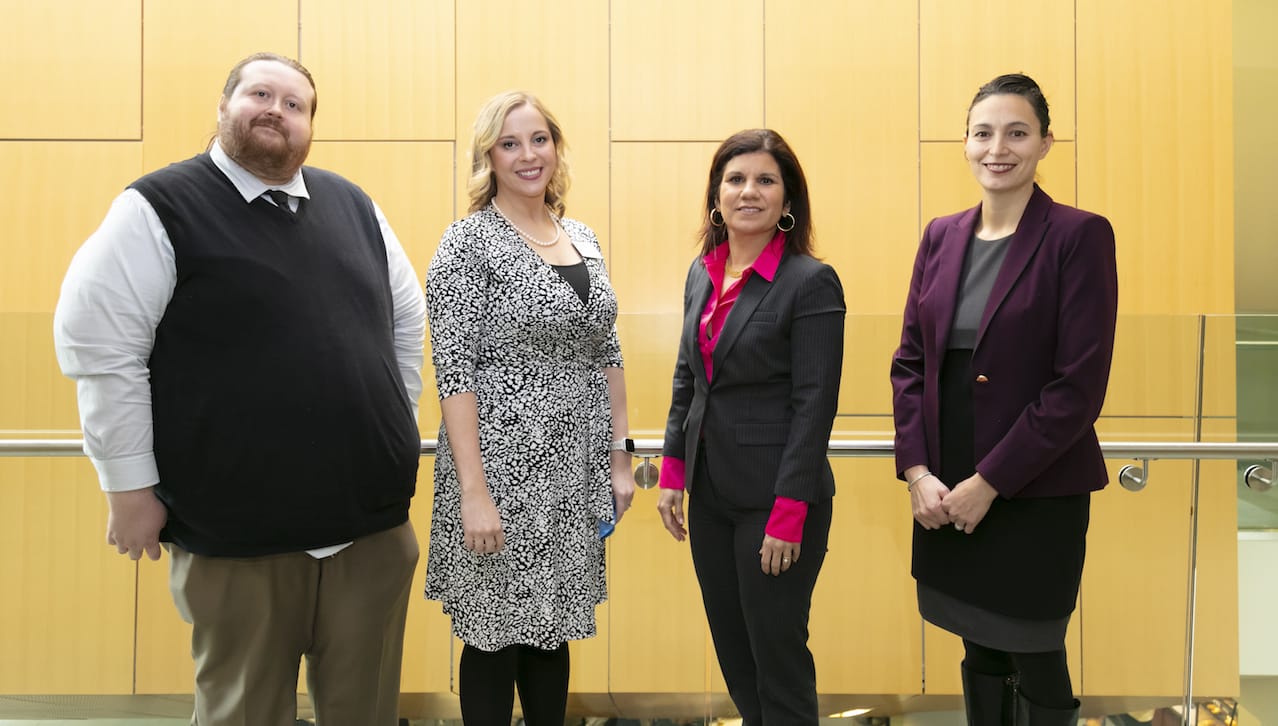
<box><xmin>891</xmin><ymin>74</ymin><xmax>1118</xmax><ymax>725</ymax></box>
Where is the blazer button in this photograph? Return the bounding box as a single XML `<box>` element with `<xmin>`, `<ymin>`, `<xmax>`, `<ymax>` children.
<box><xmin>975</xmin><ymin>374</ymin><xmax>989</xmax><ymax>383</ymax></box>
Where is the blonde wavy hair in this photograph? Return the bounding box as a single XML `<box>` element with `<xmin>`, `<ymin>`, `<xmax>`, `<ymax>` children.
<box><xmin>466</xmin><ymin>91</ymin><xmax>571</xmax><ymax>216</ymax></box>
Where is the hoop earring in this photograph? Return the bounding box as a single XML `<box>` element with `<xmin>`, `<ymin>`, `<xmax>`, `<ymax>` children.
<box><xmin>710</xmin><ymin>208</ymin><xmax>725</xmax><ymax>227</ymax></box>
<box><xmin>777</xmin><ymin>212</ymin><xmax>796</xmax><ymax>232</ymax></box>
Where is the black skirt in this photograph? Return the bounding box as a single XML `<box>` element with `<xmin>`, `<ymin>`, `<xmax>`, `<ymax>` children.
<box><xmin>912</xmin><ymin>349</ymin><xmax>1090</xmax><ymax>627</ymax></box>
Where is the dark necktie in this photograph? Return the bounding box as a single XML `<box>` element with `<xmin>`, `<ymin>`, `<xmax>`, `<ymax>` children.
<box><xmin>266</xmin><ymin>189</ymin><xmax>294</xmax><ymax>218</ymax></box>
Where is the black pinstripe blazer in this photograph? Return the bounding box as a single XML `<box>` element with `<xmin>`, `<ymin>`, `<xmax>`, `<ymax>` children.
<box><xmin>661</xmin><ymin>251</ymin><xmax>846</xmax><ymax>509</ymax></box>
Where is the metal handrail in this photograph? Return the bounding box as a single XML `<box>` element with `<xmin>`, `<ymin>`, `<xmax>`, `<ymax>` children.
<box><xmin>3</xmin><ymin>437</ymin><xmax>1274</xmax><ymax>489</ymax></box>
<box><xmin>4</xmin><ymin>437</ymin><xmax>1278</xmax><ymax>459</ymax></box>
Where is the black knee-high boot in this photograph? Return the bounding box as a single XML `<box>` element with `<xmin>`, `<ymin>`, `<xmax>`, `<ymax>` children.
<box><xmin>961</xmin><ymin>661</ymin><xmax>1017</xmax><ymax>726</ymax></box>
<box><xmin>1013</xmin><ymin>691</ymin><xmax>1080</xmax><ymax>726</ymax></box>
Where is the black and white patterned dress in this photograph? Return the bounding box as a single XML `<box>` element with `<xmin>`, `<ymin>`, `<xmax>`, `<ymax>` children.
<box><xmin>424</xmin><ymin>204</ymin><xmax>622</xmax><ymax>651</ymax></box>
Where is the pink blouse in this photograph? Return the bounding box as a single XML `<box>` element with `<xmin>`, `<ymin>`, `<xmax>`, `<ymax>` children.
<box><xmin>659</xmin><ymin>232</ymin><xmax>808</xmax><ymax>542</ymax></box>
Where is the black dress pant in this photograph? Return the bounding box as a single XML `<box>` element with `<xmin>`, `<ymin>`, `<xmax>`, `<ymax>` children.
<box><xmin>688</xmin><ymin>457</ymin><xmax>832</xmax><ymax>725</ymax></box>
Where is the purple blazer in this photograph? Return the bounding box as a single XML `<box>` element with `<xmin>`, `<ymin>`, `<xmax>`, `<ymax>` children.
<box><xmin>891</xmin><ymin>185</ymin><xmax>1118</xmax><ymax>498</ymax></box>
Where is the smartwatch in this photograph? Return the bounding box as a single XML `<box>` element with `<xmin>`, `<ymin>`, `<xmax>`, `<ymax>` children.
<box><xmin>609</xmin><ymin>438</ymin><xmax>635</xmax><ymax>453</ymax></box>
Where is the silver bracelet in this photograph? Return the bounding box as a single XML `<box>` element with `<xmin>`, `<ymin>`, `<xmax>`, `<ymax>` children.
<box><xmin>906</xmin><ymin>470</ymin><xmax>933</xmax><ymax>491</ymax></box>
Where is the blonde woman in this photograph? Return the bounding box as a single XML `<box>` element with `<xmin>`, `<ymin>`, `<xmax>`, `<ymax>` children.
<box><xmin>424</xmin><ymin>91</ymin><xmax>635</xmax><ymax>725</ymax></box>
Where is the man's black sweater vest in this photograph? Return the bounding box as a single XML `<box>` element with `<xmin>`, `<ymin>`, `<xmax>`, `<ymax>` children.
<box><xmin>130</xmin><ymin>155</ymin><xmax>419</xmax><ymax>556</ymax></box>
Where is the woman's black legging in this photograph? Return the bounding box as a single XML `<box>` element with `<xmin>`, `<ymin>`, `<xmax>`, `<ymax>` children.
<box><xmin>459</xmin><ymin>642</ymin><xmax>570</xmax><ymax>726</ymax></box>
<box><xmin>963</xmin><ymin>639</ymin><xmax>1074</xmax><ymax>709</ymax></box>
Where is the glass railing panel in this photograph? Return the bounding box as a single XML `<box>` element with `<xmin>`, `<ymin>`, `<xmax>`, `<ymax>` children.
<box><xmin>1233</xmin><ymin>314</ymin><xmax>1278</xmax><ymax>529</ymax></box>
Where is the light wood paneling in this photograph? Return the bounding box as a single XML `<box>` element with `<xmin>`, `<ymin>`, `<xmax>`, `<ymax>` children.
<box><xmin>455</xmin><ymin>0</ymin><xmax>610</xmax><ymax>233</ymax></box>
<box><xmin>133</xmin><ymin>552</ymin><xmax>191</xmax><ymax>694</ymax></box>
<box><xmin>0</xmin><ymin>143</ymin><xmax>143</xmax><ymax>314</ymax></box>
<box><xmin>1077</xmin><ymin>0</ymin><xmax>1234</xmax><ymax>316</ymax></box>
<box><xmin>611</xmin><ymin>0</ymin><xmax>764</xmax><ymax>141</ymax></box>
<box><xmin>1084</xmin><ymin>418</ymin><xmax>1195</xmax><ymax>695</ymax></box>
<box><xmin>609</xmin><ymin>143</ymin><xmax>719</xmax><ymax>315</ymax></box>
<box><xmin>616</xmin><ymin>312</ymin><xmax>684</xmax><ymax>436</ymax></box>
<box><xmin>0</xmin><ymin>1</ymin><xmax>141</xmax><ymax>139</ymax></box>
<box><xmin>606</xmin><ymin>477</ymin><xmax>713</xmax><ymax>696</ymax></box>
<box><xmin>0</xmin><ymin>460</ymin><xmax>135</xmax><ymax>694</ymax></box>
<box><xmin>838</xmin><ymin>314</ymin><xmax>902</xmax><ymax>423</ymax></box>
<box><xmin>141</xmin><ymin>0</ymin><xmax>299</xmax><ymax>172</ymax></box>
<box><xmin>401</xmin><ymin>468</ymin><xmax>455</xmax><ymax>694</ymax></box>
<box><xmin>1105</xmin><ymin>316</ymin><xmax>1203</xmax><ymax>419</ymax></box>
<box><xmin>0</xmin><ymin>315</ymin><xmax>82</xmax><ymax>432</ymax></box>
<box><xmin>919</xmin><ymin>0</ymin><xmax>1075</xmax><ymax>142</ymax></box>
<box><xmin>300</xmin><ymin>0</ymin><xmax>454</xmax><ymax>141</ymax></box>
<box><xmin>812</xmin><ymin>458</ymin><xmax>921</xmax><ymax>694</ymax></box>
<box><xmin>1189</xmin><ymin>420</ymin><xmax>1240</xmax><ymax>697</ymax></box>
<box><xmin>765</xmin><ymin>0</ymin><xmax>919</xmax><ymax>317</ymax></box>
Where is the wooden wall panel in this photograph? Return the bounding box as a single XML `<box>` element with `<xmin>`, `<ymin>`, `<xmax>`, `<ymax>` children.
<box><xmin>141</xmin><ymin>0</ymin><xmax>299</xmax><ymax>172</ymax></box>
<box><xmin>616</xmin><ymin>313</ymin><xmax>685</xmax><ymax>436</ymax></box>
<box><xmin>400</xmin><ymin>471</ymin><xmax>454</xmax><ymax>694</ymax></box>
<box><xmin>1084</xmin><ymin>420</ymin><xmax>1196</xmax><ymax>696</ymax></box>
<box><xmin>611</xmin><ymin>0</ymin><xmax>764</xmax><ymax>141</ymax></box>
<box><xmin>606</xmin><ymin>477</ymin><xmax>713</xmax><ymax>696</ymax></box>
<box><xmin>838</xmin><ymin>315</ymin><xmax>904</xmax><ymax>422</ymax></box>
<box><xmin>609</xmin><ymin>143</ymin><xmax>718</xmax><ymax>316</ymax></box>
<box><xmin>1077</xmin><ymin>0</ymin><xmax>1234</xmax><ymax>316</ymax></box>
<box><xmin>811</xmin><ymin>459</ymin><xmax>920</xmax><ymax>695</ymax></box>
<box><xmin>455</xmin><ymin>0</ymin><xmax>610</xmax><ymax>234</ymax></box>
<box><xmin>0</xmin><ymin>316</ymin><xmax>82</xmax><ymax>432</ymax></box>
<box><xmin>0</xmin><ymin>143</ymin><xmax>143</xmax><ymax>314</ymax></box>
<box><xmin>919</xmin><ymin>0</ymin><xmax>1075</xmax><ymax>142</ymax></box>
<box><xmin>765</xmin><ymin>0</ymin><xmax>919</xmax><ymax>316</ymax></box>
<box><xmin>0</xmin><ymin>1</ymin><xmax>141</xmax><ymax>139</ymax></box>
<box><xmin>0</xmin><ymin>460</ymin><xmax>135</xmax><ymax>694</ymax></box>
<box><xmin>300</xmin><ymin>0</ymin><xmax>455</xmax><ymax>141</ymax></box>
<box><xmin>133</xmin><ymin>556</ymin><xmax>192</xmax><ymax>694</ymax></box>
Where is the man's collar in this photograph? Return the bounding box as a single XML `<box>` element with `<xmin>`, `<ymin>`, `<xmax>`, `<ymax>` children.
<box><xmin>209</xmin><ymin>140</ymin><xmax>310</xmax><ymax>202</ymax></box>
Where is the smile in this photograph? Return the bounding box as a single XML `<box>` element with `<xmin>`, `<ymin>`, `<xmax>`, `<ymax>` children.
<box><xmin>516</xmin><ymin>168</ymin><xmax>542</xmax><ymax>179</ymax></box>
<box><xmin>984</xmin><ymin>163</ymin><xmax>1015</xmax><ymax>172</ymax></box>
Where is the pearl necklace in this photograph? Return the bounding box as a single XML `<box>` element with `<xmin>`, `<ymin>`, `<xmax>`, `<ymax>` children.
<box><xmin>491</xmin><ymin>199</ymin><xmax>561</xmax><ymax>247</ymax></box>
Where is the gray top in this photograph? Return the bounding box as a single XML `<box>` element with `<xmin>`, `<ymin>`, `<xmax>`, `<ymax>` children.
<box><xmin>948</xmin><ymin>233</ymin><xmax>1013</xmax><ymax>349</ymax></box>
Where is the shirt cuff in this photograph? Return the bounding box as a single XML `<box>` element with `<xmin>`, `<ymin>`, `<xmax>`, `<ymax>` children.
<box><xmin>659</xmin><ymin>456</ymin><xmax>686</xmax><ymax>490</ymax></box>
<box><xmin>90</xmin><ymin>451</ymin><xmax>161</xmax><ymax>492</ymax></box>
<box><xmin>765</xmin><ymin>496</ymin><xmax>808</xmax><ymax>542</ymax></box>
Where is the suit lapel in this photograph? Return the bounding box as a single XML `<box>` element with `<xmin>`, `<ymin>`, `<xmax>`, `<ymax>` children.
<box><xmin>687</xmin><ymin>264</ymin><xmax>714</xmax><ymax>382</ymax></box>
<box><xmin>933</xmin><ymin>207</ymin><xmax>980</xmax><ymax>355</ymax></box>
<box><xmin>711</xmin><ymin>260</ymin><xmax>776</xmax><ymax>380</ymax></box>
<box><xmin>975</xmin><ymin>185</ymin><xmax>1053</xmax><ymax>349</ymax></box>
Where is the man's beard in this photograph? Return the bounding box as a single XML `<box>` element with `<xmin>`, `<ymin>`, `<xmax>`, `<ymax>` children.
<box><xmin>218</xmin><ymin>115</ymin><xmax>310</xmax><ymax>180</ymax></box>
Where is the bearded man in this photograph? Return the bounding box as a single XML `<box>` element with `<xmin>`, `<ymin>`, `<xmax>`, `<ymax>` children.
<box><xmin>53</xmin><ymin>52</ymin><xmax>424</xmax><ymax>725</ymax></box>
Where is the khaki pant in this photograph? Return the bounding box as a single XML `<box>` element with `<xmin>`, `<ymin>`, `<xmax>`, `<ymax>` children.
<box><xmin>168</xmin><ymin>521</ymin><xmax>419</xmax><ymax>726</ymax></box>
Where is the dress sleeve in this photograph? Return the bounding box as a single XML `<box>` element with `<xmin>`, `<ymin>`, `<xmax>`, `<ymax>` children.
<box><xmin>425</xmin><ymin>222</ymin><xmax>488</xmax><ymax>399</ymax></box>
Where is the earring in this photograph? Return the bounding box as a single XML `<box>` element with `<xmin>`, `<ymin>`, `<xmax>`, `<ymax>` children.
<box><xmin>710</xmin><ymin>208</ymin><xmax>725</xmax><ymax>227</ymax></box>
<box><xmin>777</xmin><ymin>212</ymin><xmax>796</xmax><ymax>232</ymax></box>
